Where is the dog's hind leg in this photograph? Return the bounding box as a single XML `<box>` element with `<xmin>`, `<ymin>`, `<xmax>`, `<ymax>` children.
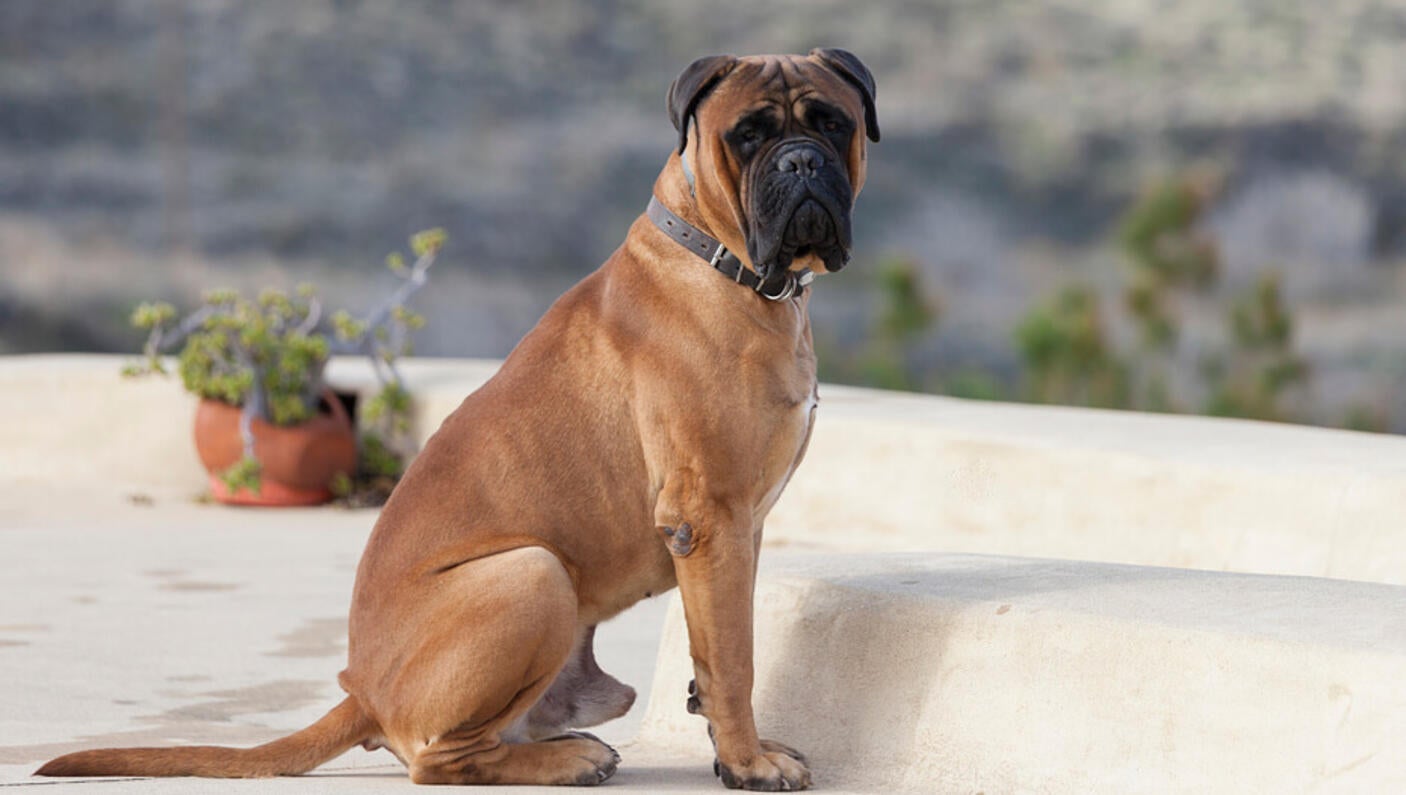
<box><xmin>513</xmin><ymin>625</ymin><xmax>637</xmax><ymax>740</ymax></box>
<box><xmin>369</xmin><ymin>546</ymin><xmax>619</xmax><ymax>785</ymax></box>
<box><xmin>411</xmin><ymin>729</ymin><xmax>619</xmax><ymax>786</ymax></box>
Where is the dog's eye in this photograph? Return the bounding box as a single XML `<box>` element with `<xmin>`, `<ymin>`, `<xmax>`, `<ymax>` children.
<box><xmin>807</xmin><ymin>106</ymin><xmax>852</xmax><ymax>139</ymax></box>
<box><xmin>726</xmin><ymin>117</ymin><xmax>776</xmax><ymax>160</ymax></box>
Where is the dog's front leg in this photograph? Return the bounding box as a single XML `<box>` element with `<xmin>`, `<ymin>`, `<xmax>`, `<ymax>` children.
<box><xmin>658</xmin><ymin>493</ymin><xmax>811</xmax><ymax>791</ymax></box>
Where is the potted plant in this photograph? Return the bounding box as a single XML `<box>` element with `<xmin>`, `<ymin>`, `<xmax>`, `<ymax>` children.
<box><xmin>125</xmin><ymin>229</ymin><xmax>446</xmax><ymax>506</ymax></box>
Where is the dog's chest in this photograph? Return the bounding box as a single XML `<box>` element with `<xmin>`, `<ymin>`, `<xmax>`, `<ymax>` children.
<box><xmin>752</xmin><ymin>382</ymin><xmax>819</xmax><ymax>523</ymax></box>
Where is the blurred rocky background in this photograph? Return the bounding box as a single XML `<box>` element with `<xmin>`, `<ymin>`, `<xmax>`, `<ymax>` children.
<box><xmin>3</xmin><ymin>1</ymin><xmax>1405</xmax><ymax>429</ymax></box>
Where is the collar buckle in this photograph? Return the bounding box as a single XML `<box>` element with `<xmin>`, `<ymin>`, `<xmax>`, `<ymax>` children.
<box><xmin>757</xmin><ymin>269</ymin><xmax>816</xmax><ymax>302</ymax></box>
<box><xmin>758</xmin><ymin>270</ymin><xmax>798</xmax><ymax>301</ymax></box>
<box><xmin>709</xmin><ymin>243</ymin><xmax>731</xmax><ymax>271</ymax></box>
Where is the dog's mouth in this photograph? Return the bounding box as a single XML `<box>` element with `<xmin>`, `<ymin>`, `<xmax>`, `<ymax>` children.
<box><xmin>746</xmin><ymin>142</ymin><xmax>854</xmax><ymax>281</ymax></box>
<box><xmin>776</xmin><ymin>198</ymin><xmax>849</xmax><ymax>274</ymax></box>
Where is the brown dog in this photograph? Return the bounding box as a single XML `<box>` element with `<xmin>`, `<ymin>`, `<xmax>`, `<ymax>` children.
<box><xmin>39</xmin><ymin>49</ymin><xmax>878</xmax><ymax>789</ymax></box>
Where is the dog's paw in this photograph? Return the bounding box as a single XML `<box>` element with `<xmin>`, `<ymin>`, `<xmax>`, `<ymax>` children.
<box><xmin>710</xmin><ymin>740</ymin><xmax>807</xmax><ymax>775</ymax></box>
<box><xmin>687</xmin><ymin>678</ymin><xmax>702</xmax><ymax>714</ymax></box>
<box><xmin>542</xmin><ymin>731</ymin><xmax>620</xmax><ymax>785</ymax></box>
<box><xmin>714</xmin><ymin>744</ymin><xmax>811</xmax><ymax>791</ymax></box>
<box><xmin>759</xmin><ymin>738</ymin><xmax>808</xmax><ymax>767</ymax></box>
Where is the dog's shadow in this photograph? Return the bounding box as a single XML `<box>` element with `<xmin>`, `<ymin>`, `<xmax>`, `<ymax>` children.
<box><xmin>609</xmin><ymin>762</ymin><xmax>718</xmax><ymax>790</ymax></box>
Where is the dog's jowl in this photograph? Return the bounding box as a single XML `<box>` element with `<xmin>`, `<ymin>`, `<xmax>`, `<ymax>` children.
<box><xmin>39</xmin><ymin>49</ymin><xmax>878</xmax><ymax>790</ymax></box>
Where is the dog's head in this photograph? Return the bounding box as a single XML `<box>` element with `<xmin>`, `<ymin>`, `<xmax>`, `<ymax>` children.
<box><xmin>667</xmin><ymin>49</ymin><xmax>879</xmax><ymax>282</ymax></box>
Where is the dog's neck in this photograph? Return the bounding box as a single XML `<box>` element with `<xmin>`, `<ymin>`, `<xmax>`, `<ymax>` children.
<box><xmin>652</xmin><ymin>151</ymin><xmax>810</xmax><ymax>292</ymax></box>
<box><xmin>645</xmin><ymin>197</ymin><xmax>812</xmax><ymax>302</ymax></box>
<box><xmin>652</xmin><ymin>152</ymin><xmax>723</xmax><ymax>247</ymax></box>
<box><xmin>617</xmin><ymin>162</ymin><xmax>813</xmax><ymax>344</ymax></box>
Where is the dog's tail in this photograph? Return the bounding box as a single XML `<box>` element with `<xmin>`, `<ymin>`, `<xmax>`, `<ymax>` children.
<box><xmin>35</xmin><ymin>696</ymin><xmax>375</xmax><ymax>778</ymax></box>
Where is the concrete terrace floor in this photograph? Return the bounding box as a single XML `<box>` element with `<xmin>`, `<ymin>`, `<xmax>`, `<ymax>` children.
<box><xmin>0</xmin><ymin>502</ymin><xmax>740</xmax><ymax>793</ymax></box>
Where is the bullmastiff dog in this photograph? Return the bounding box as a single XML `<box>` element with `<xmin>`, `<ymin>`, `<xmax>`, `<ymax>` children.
<box><xmin>39</xmin><ymin>48</ymin><xmax>879</xmax><ymax>789</ymax></box>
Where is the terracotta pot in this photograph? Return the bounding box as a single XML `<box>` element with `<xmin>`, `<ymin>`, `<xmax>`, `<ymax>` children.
<box><xmin>193</xmin><ymin>391</ymin><xmax>357</xmax><ymax>507</ymax></box>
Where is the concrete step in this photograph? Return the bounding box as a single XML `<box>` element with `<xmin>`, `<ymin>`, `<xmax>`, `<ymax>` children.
<box><xmin>640</xmin><ymin>553</ymin><xmax>1406</xmax><ymax>794</ymax></box>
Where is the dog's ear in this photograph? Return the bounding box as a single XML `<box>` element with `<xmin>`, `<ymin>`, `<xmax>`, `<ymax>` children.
<box><xmin>667</xmin><ymin>54</ymin><xmax>738</xmax><ymax>155</ymax></box>
<box><xmin>810</xmin><ymin>48</ymin><xmax>880</xmax><ymax>143</ymax></box>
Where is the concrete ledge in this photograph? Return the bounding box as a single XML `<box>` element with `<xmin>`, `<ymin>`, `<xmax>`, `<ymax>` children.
<box><xmin>641</xmin><ymin>554</ymin><xmax>1406</xmax><ymax>793</ymax></box>
<box><xmin>0</xmin><ymin>355</ymin><xmax>500</xmax><ymax>527</ymax></box>
<box><xmin>768</xmin><ymin>386</ymin><xmax>1406</xmax><ymax>584</ymax></box>
<box><xmin>10</xmin><ymin>354</ymin><xmax>1406</xmax><ymax>583</ymax></box>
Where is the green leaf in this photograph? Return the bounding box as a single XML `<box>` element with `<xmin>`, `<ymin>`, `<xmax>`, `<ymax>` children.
<box><xmin>409</xmin><ymin>227</ymin><xmax>448</xmax><ymax>258</ymax></box>
<box><xmin>130</xmin><ymin>301</ymin><xmax>177</xmax><ymax>330</ymax></box>
<box><xmin>218</xmin><ymin>457</ymin><xmax>263</xmax><ymax>494</ymax></box>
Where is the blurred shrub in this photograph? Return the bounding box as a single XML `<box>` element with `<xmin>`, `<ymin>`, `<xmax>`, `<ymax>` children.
<box><xmin>1014</xmin><ymin>285</ymin><xmax>1128</xmax><ymax>408</ymax></box>
<box><xmin>940</xmin><ymin>369</ymin><xmax>1005</xmax><ymax>401</ymax></box>
<box><xmin>818</xmin><ymin>173</ymin><xmax>1384</xmax><ymax>435</ymax></box>
<box><xmin>876</xmin><ymin>258</ymin><xmax>938</xmax><ymax>344</ymax></box>
<box><xmin>1119</xmin><ymin>175</ymin><xmax>1220</xmax><ymax>410</ymax></box>
<box><xmin>1344</xmin><ymin>404</ymin><xmax>1389</xmax><ymax>433</ymax></box>
<box><xmin>823</xmin><ymin>255</ymin><xmax>940</xmax><ymax>392</ymax></box>
<box><xmin>1201</xmin><ymin>272</ymin><xmax>1308</xmax><ymax>421</ymax></box>
<box><xmin>1009</xmin><ymin>174</ymin><xmax>1319</xmax><ymax>426</ymax></box>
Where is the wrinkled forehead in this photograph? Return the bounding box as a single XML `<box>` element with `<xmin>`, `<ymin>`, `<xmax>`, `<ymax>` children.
<box><xmin>697</xmin><ymin>55</ymin><xmax>864</xmax><ymax>128</ymax></box>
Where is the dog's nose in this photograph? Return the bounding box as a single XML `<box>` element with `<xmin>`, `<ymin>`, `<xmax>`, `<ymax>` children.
<box><xmin>776</xmin><ymin>147</ymin><xmax>826</xmax><ymax>178</ymax></box>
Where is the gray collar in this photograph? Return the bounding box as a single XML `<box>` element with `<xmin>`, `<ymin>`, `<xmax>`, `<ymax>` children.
<box><xmin>646</xmin><ymin>197</ymin><xmax>813</xmax><ymax>302</ymax></box>
<box><xmin>681</xmin><ymin>149</ymin><xmax>697</xmax><ymax>195</ymax></box>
